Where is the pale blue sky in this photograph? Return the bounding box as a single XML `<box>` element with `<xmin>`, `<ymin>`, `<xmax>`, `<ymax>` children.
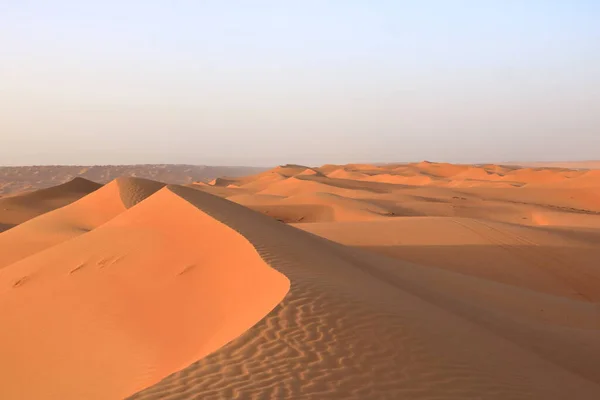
<box><xmin>1</xmin><ymin>1</ymin><xmax>599</xmax><ymax>166</ymax></box>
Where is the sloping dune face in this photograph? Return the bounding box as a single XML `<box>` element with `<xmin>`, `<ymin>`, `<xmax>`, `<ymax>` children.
<box><xmin>116</xmin><ymin>176</ymin><xmax>167</xmax><ymax>208</ymax></box>
<box><xmin>0</xmin><ymin>186</ymin><xmax>289</xmax><ymax>399</ymax></box>
<box><xmin>297</xmin><ymin>217</ymin><xmax>600</xmax><ymax>301</ymax></box>
<box><xmin>2</xmin><ymin>162</ymin><xmax>600</xmax><ymax>399</ymax></box>
<box><xmin>0</xmin><ymin>177</ymin><xmax>101</xmax><ymax>232</ymax></box>
<box><xmin>0</xmin><ymin>177</ymin><xmax>164</xmax><ymax>269</ymax></box>
<box><xmin>187</xmin><ymin>162</ymin><xmax>600</xmax><ymax>229</ymax></box>
<box><xmin>129</xmin><ymin>185</ymin><xmax>600</xmax><ymax>399</ymax></box>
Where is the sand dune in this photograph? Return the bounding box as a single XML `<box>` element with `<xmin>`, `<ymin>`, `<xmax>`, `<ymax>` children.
<box><xmin>1</xmin><ymin>161</ymin><xmax>600</xmax><ymax>399</ymax></box>
<box><xmin>0</xmin><ymin>165</ymin><xmax>267</xmax><ymax>196</ymax></box>
<box><xmin>257</xmin><ymin>176</ymin><xmax>371</xmax><ymax>197</ymax></box>
<box><xmin>326</xmin><ymin>168</ymin><xmax>371</xmax><ymax>181</ymax></box>
<box><xmin>506</xmin><ymin>160</ymin><xmax>600</xmax><ymax>170</ymax></box>
<box><xmin>297</xmin><ymin>217</ymin><xmax>600</xmax><ymax>301</ymax></box>
<box><xmin>0</xmin><ymin>177</ymin><xmax>101</xmax><ymax>232</ymax></box>
<box><xmin>0</xmin><ymin>186</ymin><xmax>288</xmax><ymax>399</ymax></box>
<box><xmin>0</xmin><ymin>177</ymin><xmax>163</xmax><ymax>269</ymax></box>
<box><xmin>116</xmin><ymin>177</ymin><xmax>166</xmax><ymax>208</ymax></box>
<box><xmin>130</xmin><ymin>185</ymin><xmax>600</xmax><ymax>399</ymax></box>
<box><xmin>361</xmin><ymin>172</ymin><xmax>433</xmax><ymax>186</ymax></box>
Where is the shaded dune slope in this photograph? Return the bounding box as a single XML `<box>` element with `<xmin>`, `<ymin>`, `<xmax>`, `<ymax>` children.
<box><xmin>184</xmin><ymin>163</ymin><xmax>600</xmax><ymax>229</ymax></box>
<box><xmin>220</xmin><ymin>163</ymin><xmax>600</xmax><ymax>228</ymax></box>
<box><xmin>129</xmin><ymin>185</ymin><xmax>600</xmax><ymax>400</ymax></box>
<box><xmin>0</xmin><ymin>177</ymin><xmax>101</xmax><ymax>232</ymax></box>
<box><xmin>116</xmin><ymin>177</ymin><xmax>166</xmax><ymax>208</ymax></box>
<box><xmin>3</xmin><ymin>163</ymin><xmax>600</xmax><ymax>399</ymax></box>
<box><xmin>297</xmin><ymin>217</ymin><xmax>600</xmax><ymax>301</ymax></box>
<box><xmin>234</xmin><ymin>192</ymin><xmax>393</xmax><ymax>223</ymax></box>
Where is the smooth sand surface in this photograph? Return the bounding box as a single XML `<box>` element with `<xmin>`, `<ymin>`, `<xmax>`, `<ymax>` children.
<box><xmin>0</xmin><ymin>185</ymin><xmax>288</xmax><ymax>399</ymax></box>
<box><xmin>0</xmin><ymin>177</ymin><xmax>101</xmax><ymax>232</ymax></box>
<box><xmin>1</xmin><ymin>162</ymin><xmax>600</xmax><ymax>399</ymax></box>
<box><xmin>0</xmin><ymin>178</ymin><xmax>164</xmax><ymax>269</ymax></box>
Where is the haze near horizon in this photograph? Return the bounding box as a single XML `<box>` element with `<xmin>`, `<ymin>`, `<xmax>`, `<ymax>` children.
<box><xmin>2</xmin><ymin>1</ymin><xmax>599</xmax><ymax>166</ymax></box>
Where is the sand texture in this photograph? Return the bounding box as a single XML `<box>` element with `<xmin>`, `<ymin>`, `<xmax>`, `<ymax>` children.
<box><xmin>1</xmin><ymin>162</ymin><xmax>599</xmax><ymax>399</ymax></box>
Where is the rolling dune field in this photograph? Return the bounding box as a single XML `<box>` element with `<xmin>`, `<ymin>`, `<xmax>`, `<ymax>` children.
<box><xmin>1</xmin><ymin>162</ymin><xmax>600</xmax><ymax>399</ymax></box>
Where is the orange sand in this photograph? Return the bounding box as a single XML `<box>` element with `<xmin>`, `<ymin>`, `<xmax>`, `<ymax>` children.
<box><xmin>0</xmin><ymin>177</ymin><xmax>100</xmax><ymax>232</ymax></box>
<box><xmin>0</xmin><ymin>184</ymin><xmax>288</xmax><ymax>399</ymax></box>
<box><xmin>1</xmin><ymin>161</ymin><xmax>600</xmax><ymax>399</ymax></box>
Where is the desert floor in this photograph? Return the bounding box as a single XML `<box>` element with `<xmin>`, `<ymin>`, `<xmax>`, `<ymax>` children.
<box><xmin>1</xmin><ymin>162</ymin><xmax>600</xmax><ymax>399</ymax></box>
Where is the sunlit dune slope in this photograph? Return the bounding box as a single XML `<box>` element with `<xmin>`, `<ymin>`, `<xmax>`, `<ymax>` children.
<box><xmin>2</xmin><ymin>161</ymin><xmax>600</xmax><ymax>400</ymax></box>
<box><xmin>0</xmin><ymin>177</ymin><xmax>164</xmax><ymax>268</ymax></box>
<box><xmin>189</xmin><ymin>162</ymin><xmax>600</xmax><ymax>228</ymax></box>
<box><xmin>326</xmin><ymin>168</ymin><xmax>370</xmax><ymax>180</ymax></box>
<box><xmin>232</xmin><ymin>192</ymin><xmax>393</xmax><ymax>223</ymax></box>
<box><xmin>130</xmin><ymin>185</ymin><xmax>600</xmax><ymax>400</ymax></box>
<box><xmin>0</xmin><ymin>186</ymin><xmax>289</xmax><ymax>400</ymax></box>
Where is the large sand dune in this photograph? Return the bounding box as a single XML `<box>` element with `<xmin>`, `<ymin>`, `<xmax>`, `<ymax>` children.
<box><xmin>1</xmin><ymin>161</ymin><xmax>599</xmax><ymax>399</ymax></box>
<box><xmin>0</xmin><ymin>178</ymin><xmax>164</xmax><ymax>268</ymax></box>
<box><xmin>0</xmin><ymin>185</ymin><xmax>288</xmax><ymax>399</ymax></box>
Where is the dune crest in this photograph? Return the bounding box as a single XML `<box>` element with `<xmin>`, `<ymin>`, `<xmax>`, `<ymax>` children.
<box><xmin>0</xmin><ymin>186</ymin><xmax>289</xmax><ymax>399</ymax></box>
<box><xmin>116</xmin><ymin>177</ymin><xmax>166</xmax><ymax>208</ymax></box>
<box><xmin>129</xmin><ymin>184</ymin><xmax>600</xmax><ymax>399</ymax></box>
<box><xmin>0</xmin><ymin>177</ymin><xmax>101</xmax><ymax>232</ymax></box>
<box><xmin>0</xmin><ymin>177</ymin><xmax>166</xmax><ymax>269</ymax></box>
<box><xmin>2</xmin><ymin>161</ymin><xmax>600</xmax><ymax>399</ymax></box>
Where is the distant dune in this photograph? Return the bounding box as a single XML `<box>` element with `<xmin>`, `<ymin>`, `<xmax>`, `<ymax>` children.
<box><xmin>1</xmin><ymin>161</ymin><xmax>600</xmax><ymax>399</ymax></box>
<box><xmin>0</xmin><ymin>177</ymin><xmax>101</xmax><ymax>232</ymax></box>
<box><xmin>502</xmin><ymin>161</ymin><xmax>600</xmax><ymax>170</ymax></box>
<box><xmin>0</xmin><ymin>164</ymin><xmax>268</xmax><ymax>196</ymax></box>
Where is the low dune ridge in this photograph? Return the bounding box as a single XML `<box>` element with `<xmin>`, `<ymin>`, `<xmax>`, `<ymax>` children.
<box><xmin>176</xmin><ymin>162</ymin><xmax>600</xmax><ymax>228</ymax></box>
<box><xmin>2</xmin><ymin>161</ymin><xmax>600</xmax><ymax>399</ymax></box>
<box><xmin>0</xmin><ymin>164</ymin><xmax>268</xmax><ymax>196</ymax></box>
<box><xmin>327</xmin><ymin>168</ymin><xmax>371</xmax><ymax>180</ymax></box>
<box><xmin>223</xmin><ymin>166</ymin><xmax>325</xmax><ymax>192</ymax></box>
<box><xmin>11</xmin><ymin>177</ymin><xmax>101</xmax><ymax>200</ymax></box>
<box><xmin>297</xmin><ymin>217</ymin><xmax>600</xmax><ymax>301</ymax></box>
<box><xmin>234</xmin><ymin>192</ymin><xmax>393</xmax><ymax>223</ymax></box>
<box><xmin>317</xmin><ymin>163</ymin><xmax>345</xmax><ymax>175</ymax></box>
<box><xmin>296</xmin><ymin>167</ymin><xmax>323</xmax><ymax>177</ymax></box>
<box><xmin>271</xmin><ymin>164</ymin><xmax>322</xmax><ymax>177</ymax></box>
<box><xmin>0</xmin><ymin>177</ymin><xmax>101</xmax><ymax>232</ymax></box>
<box><xmin>361</xmin><ymin>172</ymin><xmax>434</xmax><ymax>186</ymax></box>
<box><xmin>452</xmin><ymin>166</ymin><xmax>502</xmax><ymax>181</ymax></box>
<box><xmin>256</xmin><ymin>175</ymin><xmax>364</xmax><ymax>197</ymax></box>
<box><xmin>208</xmin><ymin>177</ymin><xmax>237</xmax><ymax>187</ymax></box>
<box><xmin>505</xmin><ymin>161</ymin><xmax>600</xmax><ymax>170</ymax></box>
<box><xmin>232</xmin><ymin>172</ymin><xmax>289</xmax><ymax>192</ymax></box>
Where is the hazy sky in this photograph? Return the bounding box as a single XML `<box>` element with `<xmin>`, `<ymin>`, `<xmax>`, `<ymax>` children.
<box><xmin>2</xmin><ymin>1</ymin><xmax>599</xmax><ymax>166</ymax></box>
